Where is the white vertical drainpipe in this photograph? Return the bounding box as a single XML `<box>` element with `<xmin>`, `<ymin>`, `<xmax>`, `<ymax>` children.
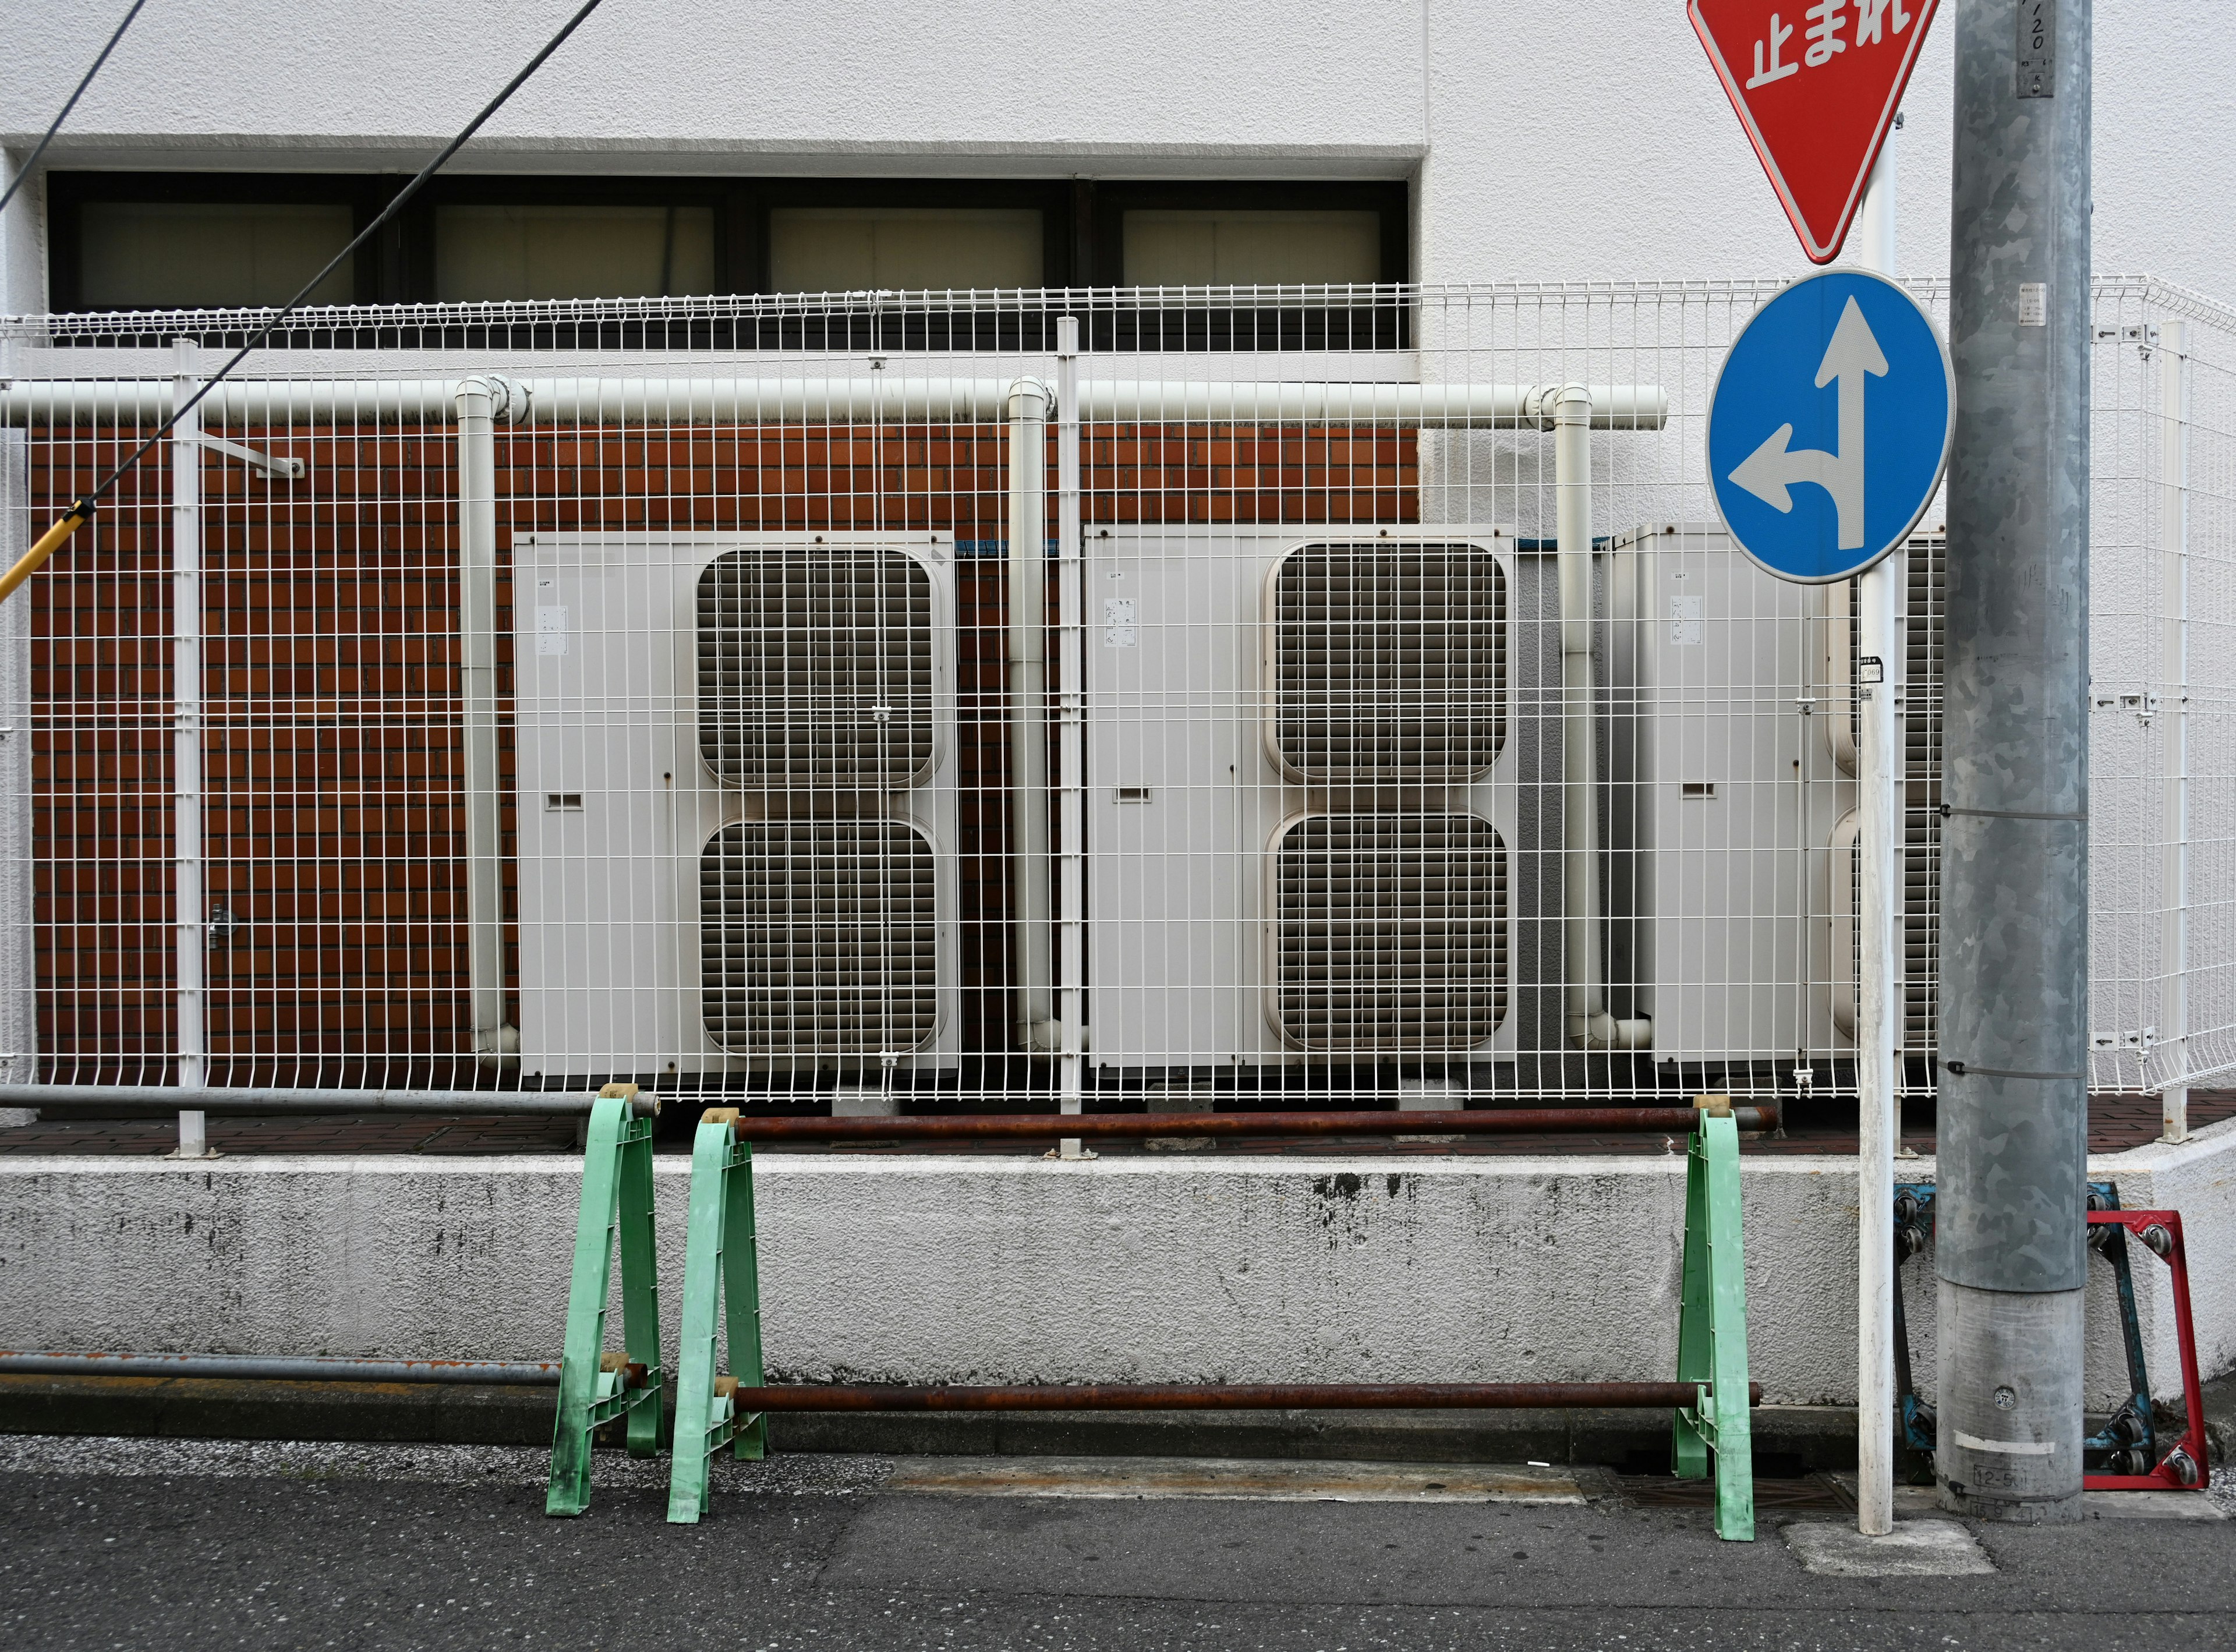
<box><xmin>454</xmin><ymin>378</ymin><xmax>519</xmax><ymax>1066</ymax></box>
<box><xmin>1052</xmin><ymin>321</ymin><xmax>1090</xmax><ymax>1154</ymax></box>
<box><xmin>1545</xmin><ymin>382</ymin><xmax>1650</xmax><ymax>1052</ymax></box>
<box><xmin>171</xmin><ymin>338</ymin><xmax>210</xmax><ymax>1156</ymax></box>
<box><xmin>1006</xmin><ymin>378</ymin><xmax>1060</xmax><ymax>1057</ymax></box>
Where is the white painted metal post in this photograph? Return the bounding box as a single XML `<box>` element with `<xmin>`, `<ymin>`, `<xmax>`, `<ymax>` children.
<box><xmin>1852</xmin><ymin>133</ymin><xmax>1901</xmax><ymax>1538</ymax></box>
<box><xmin>1054</xmin><ymin>319</ymin><xmax>1089</xmax><ymax>1158</ymax></box>
<box><xmin>2159</xmin><ymin>321</ymin><xmax>2191</xmax><ymax>1141</ymax></box>
<box><xmin>171</xmin><ymin>340</ymin><xmax>208</xmax><ymax>1157</ymax></box>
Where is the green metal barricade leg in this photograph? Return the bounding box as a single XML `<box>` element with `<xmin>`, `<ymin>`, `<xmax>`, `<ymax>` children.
<box><xmin>546</xmin><ymin>1087</ymin><xmax>665</xmax><ymax>1517</ymax></box>
<box><xmin>668</xmin><ymin>1111</ymin><xmax>766</xmax><ymax>1524</ymax></box>
<box><xmin>1671</xmin><ymin>1106</ymin><xmax>1755</xmax><ymax>1541</ymax></box>
<box><xmin>1672</xmin><ymin>1120</ymin><xmax>1714</xmax><ymax>1483</ymax></box>
<box><xmin>723</xmin><ymin>1127</ymin><xmax>767</xmax><ymax>1462</ymax></box>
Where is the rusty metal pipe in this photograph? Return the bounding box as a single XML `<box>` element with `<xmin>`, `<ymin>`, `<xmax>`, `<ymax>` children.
<box><xmin>718</xmin><ymin>1107</ymin><xmax>1770</xmax><ymax>1142</ymax></box>
<box><xmin>725</xmin><ymin>1381</ymin><xmax>1760</xmax><ymax>1410</ymax></box>
<box><xmin>0</xmin><ymin>1349</ymin><xmax>562</xmax><ymax>1385</ymax></box>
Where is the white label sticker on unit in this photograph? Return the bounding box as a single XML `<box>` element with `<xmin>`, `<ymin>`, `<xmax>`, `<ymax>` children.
<box><xmin>1668</xmin><ymin>595</ymin><xmax>1703</xmax><ymax>646</ymax></box>
<box><xmin>536</xmin><ymin>604</ymin><xmax>570</xmax><ymax>656</ymax></box>
<box><xmin>1102</xmin><ymin>597</ymin><xmax>1137</xmax><ymax>649</ymax></box>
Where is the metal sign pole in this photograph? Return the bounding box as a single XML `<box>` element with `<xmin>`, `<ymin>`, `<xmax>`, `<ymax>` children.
<box><xmin>1851</xmin><ymin>130</ymin><xmax>1902</xmax><ymax>1540</ymax></box>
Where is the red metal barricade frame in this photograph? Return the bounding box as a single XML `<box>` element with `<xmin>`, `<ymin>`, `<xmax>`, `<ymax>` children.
<box><xmin>2083</xmin><ymin>1209</ymin><xmax>2210</xmax><ymax>1493</ymax></box>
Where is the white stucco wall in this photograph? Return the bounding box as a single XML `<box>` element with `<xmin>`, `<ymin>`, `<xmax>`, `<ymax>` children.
<box><xmin>5</xmin><ymin>1118</ymin><xmax>2232</xmax><ymax>1412</ymax></box>
<box><xmin>0</xmin><ymin>1</ymin><xmax>2228</xmax><ymax>312</ymax></box>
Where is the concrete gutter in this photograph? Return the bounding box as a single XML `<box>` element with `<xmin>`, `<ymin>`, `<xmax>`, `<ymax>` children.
<box><xmin>0</xmin><ymin>1370</ymin><xmax>1862</xmax><ymax>1470</ymax></box>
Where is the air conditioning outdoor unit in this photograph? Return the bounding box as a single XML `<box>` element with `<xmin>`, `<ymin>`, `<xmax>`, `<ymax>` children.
<box><xmin>512</xmin><ymin>532</ymin><xmax>961</xmax><ymax>1079</ymax></box>
<box><xmin>1823</xmin><ymin>533</ymin><xmax>1945</xmax><ymax>1059</ymax></box>
<box><xmin>1610</xmin><ymin>523</ymin><xmax>1944</xmax><ymax>1073</ymax></box>
<box><xmin>1084</xmin><ymin>526</ymin><xmax>1527</xmax><ymax>1078</ymax></box>
<box><xmin>1608</xmin><ymin>523</ymin><xmax>1851</xmax><ymax>1067</ymax></box>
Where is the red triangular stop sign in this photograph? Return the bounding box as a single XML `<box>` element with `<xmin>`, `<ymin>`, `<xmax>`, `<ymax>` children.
<box><xmin>1689</xmin><ymin>0</ymin><xmax>1941</xmax><ymax>263</ymax></box>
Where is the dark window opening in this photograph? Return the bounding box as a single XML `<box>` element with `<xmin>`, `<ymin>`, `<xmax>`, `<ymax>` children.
<box><xmin>46</xmin><ymin>172</ymin><xmax>1410</xmax><ymax>350</ymax></box>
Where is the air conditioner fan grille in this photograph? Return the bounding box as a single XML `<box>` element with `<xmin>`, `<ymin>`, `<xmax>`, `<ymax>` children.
<box><xmin>700</xmin><ymin>819</ymin><xmax>939</xmax><ymax>1055</ymax></box>
<box><xmin>697</xmin><ymin>546</ymin><xmax>934</xmax><ymax>788</ymax></box>
<box><xmin>1271</xmin><ymin>542</ymin><xmax>1508</xmax><ymax>778</ymax></box>
<box><xmin>1273</xmin><ymin>812</ymin><xmax>1508</xmax><ymax>1050</ymax></box>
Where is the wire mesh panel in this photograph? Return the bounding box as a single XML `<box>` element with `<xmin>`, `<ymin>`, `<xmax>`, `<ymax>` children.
<box><xmin>0</xmin><ymin>277</ymin><xmax>2230</xmax><ymax>1116</ymax></box>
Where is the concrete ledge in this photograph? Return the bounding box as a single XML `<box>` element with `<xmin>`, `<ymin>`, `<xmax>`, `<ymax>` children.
<box><xmin>3</xmin><ymin>1118</ymin><xmax>2232</xmax><ymax>1413</ymax></box>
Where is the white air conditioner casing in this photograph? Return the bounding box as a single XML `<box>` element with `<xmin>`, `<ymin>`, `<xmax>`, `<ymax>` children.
<box><xmin>1609</xmin><ymin>523</ymin><xmax>1853</xmax><ymax>1064</ymax></box>
<box><xmin>1823</xmin><ymin>533</ymin><xmax>1945</xmax><ymax>1059</ymax></box>
<box><xmin>513</xmin><ymin>530</ymin><xmax>960</xmax><ymax>1078</ymax></box>
<box><xmin>1085</xmin><ymin>526</ymin><xmax>1524</xmax><ymax>1072</ymax></box>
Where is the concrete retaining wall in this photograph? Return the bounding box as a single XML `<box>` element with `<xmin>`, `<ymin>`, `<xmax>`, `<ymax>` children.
<box><xmin>4</xmin><ymin>1117</ymin><xmax>2233</xmax><ymax>1411</ymax></box>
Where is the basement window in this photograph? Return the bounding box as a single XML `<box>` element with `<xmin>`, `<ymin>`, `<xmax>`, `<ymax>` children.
<box><xmin>77</xmin><ymin>201</ymin><xmax>355</xmax><ymax>310</ymax></box>
<box><xmin>1122</xmin><ymin>209</ymin><xmax>1384</xmax><ymax>287</ymax></box>
<box><xmin>436</xmin><ymin>204</ymin><xmax>717</xmax><ymax>300</ymax></box>
<box><xmin>769</xmin><ymin>207</ymin><xmax>1044</xmax><ymax>292</ymax></box>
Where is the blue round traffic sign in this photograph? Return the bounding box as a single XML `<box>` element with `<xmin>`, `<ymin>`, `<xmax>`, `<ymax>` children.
<box><xmin>1707</xmin><ymin>268</ymin><xmax>1954</xmax><ymax>584</ymax></box>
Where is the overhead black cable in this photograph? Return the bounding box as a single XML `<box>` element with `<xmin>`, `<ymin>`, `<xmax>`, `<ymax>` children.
<box><xmin>0</xmin><ymin>0</ymin><xmax>151</xmax><ymax>220</ymax></box>
<box><xmin>0</xmin><ymin>0</ymin><xmax>610</xmax><ymax>604</ymax></box>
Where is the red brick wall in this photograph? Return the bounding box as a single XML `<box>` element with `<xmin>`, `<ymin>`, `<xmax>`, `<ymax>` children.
<box><xmin>30</xmin><ymin>419</ymin><xmax>1415</xmax><ymax>1085</ymax></box>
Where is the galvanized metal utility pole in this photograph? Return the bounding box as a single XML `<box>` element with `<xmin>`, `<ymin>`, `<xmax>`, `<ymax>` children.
<box><xmin>1937</xmin><ymin>0</ymin><xmax>2090</xmax><ymax>1523</ymax></box>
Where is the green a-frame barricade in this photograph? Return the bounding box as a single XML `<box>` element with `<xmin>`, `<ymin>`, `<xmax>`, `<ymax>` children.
<box><xmin>665</xmin><ymin>1108</ymin><xmax>767</xmax><ymax>1525</ymax></box>
<box><xmin>545</xmin><ymin>1085</ymin><xmax>668</xmax><ymax>1517</ymax></box>
<box><xmin>543</xmin><ymin>1099</ymin><xmax>1758</xmax><ymax>1541</ymax></box>
<box><xmin>1673</xmin><ymin>1104</ymin><xmax>1756</xmax><ymax>1541</ymax></box>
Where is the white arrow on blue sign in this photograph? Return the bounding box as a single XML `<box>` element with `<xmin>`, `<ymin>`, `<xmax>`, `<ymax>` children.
<box><xmin>1707</xmin><ymin>268</ymin><xmax>1955</xmax><ymax>585</ymax></box>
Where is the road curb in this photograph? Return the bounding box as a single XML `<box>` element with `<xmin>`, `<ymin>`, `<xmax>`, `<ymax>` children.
<box><xmin>0</xmin><ymin>1373</ymin><xmax>1862</xmax><ymax>1470</ymax></box>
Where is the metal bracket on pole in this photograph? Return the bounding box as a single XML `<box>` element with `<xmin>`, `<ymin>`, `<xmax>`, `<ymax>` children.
<box><xmin>193</xmin><ymin>432</ymin><xmax>306</xmax><ymax>481</ymax></box>
<box><xmin>1672</xmin><ymin>1103</ymin><xmax>1756</xmax><ymax>1541</ymax></box>
<box><xmin>666</xmin><ymin>1108</ymin><xmax>767</xmax><ymax>1525</ymax></box>
<box><xmin>546</xmin><ymin>1085</ymin><xmax>666</xmax><ymax>1517</ymax></box>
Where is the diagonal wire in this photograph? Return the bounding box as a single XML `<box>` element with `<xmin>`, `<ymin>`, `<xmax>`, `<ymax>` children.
<box><xmin>0</xmin><ymin>0</ymin><xmax>151</xmax><ymax>220</ymax></box>
<box><xmin>0</xmin><ymin>0</ymin><xmax>610</xmax><ymax>603</ymax></box>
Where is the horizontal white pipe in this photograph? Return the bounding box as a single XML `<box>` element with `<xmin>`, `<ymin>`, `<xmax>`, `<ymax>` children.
<box><xmin>0</xmin><ymin>1084</ymin><xmax>626</xmax><ymax>1115</ymax></box>
<box><xmin>0</xmin><ymin>377</ymin><xmax>1668</xmax><ymax>430</ymax></box>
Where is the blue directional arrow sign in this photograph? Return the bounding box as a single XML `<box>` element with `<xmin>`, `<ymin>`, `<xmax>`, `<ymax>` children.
<box><xmin>1707</xmin><ymin>268</ymin><xmax>1954</xmax><ymax>584</ymax></box>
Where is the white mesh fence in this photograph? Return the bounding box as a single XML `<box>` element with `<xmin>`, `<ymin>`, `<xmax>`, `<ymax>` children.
<box><xmin>0</xmin><ymin>277</ymin><xmax>2226</xmax><ymax>1111</ymax></box>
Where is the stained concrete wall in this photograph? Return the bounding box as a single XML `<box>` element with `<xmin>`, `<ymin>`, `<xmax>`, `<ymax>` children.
<box><xmin>5</xmin><ymin>1116</ymin><xmax>2232</xmax><ymax>1412</ymax></box>
<box><xmin>1</xmin><ymin>2</ymin><xmax>2231</xmax><ymax>307</ymax></box>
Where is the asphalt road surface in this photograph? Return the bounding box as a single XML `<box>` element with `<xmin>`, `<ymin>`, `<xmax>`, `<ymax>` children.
<box><xmin>3</xmin><ymin>1438</ymin><xmax>2232</xmax><ymax>1651</ymax></box>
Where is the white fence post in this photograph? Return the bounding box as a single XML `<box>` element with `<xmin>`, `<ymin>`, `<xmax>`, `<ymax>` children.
<box><xmin>170</xmin><ymin>339</ymin><xmax>208</xmax><ymax>1155</ymax></box>
<box><xmin>2160</xmin><ymin>320</ymin><xmax>2191</xmax><ymax>1142</ymax></box>
<box><xmin>1054</xmin><ymin>317</ymin><xmax>1088</xmax><ymax>1156</ymax></box>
